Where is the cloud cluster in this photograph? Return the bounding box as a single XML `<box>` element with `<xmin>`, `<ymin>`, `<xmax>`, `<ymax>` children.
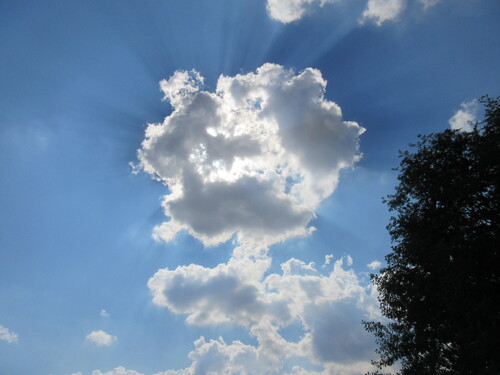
<box><xmin>131</xmin><ymin>65</ymin><xmax>380</xmax><ymax>374</ymax></box>
<box><xmin>85</xmin><ymin>330</ymin><xmax>117</xmax><ymax>347</ymax></box>
<box><xmin>265</xmin><ymin>0</ymin><xmax>440</xmax><ymax>25</ymax></box>
<box><xmin>146</xmin><ymin>248</ymin><xmax>380</xmax><ymax>374</ymax></box>
<box><xmin>449</xmin><ymin>99</ymin><xmax>479</xmax><ymax>132</ymax></box>
<box><xmin>136</xmin><ymin>64</ymin><xmax>364</xmax><ymax>247</ymax></box>
<box><xmin>0</xmin><ymin>324</ymin><xmax>18</xmax><ymax>344</ymax></box>
<box><xmin>72</xmin><ymin>253</ymin><xmax>381</xmax><ymax>374</ymax></box>
<box><xmin>78</xmin><ymin>252</ymin><xmax>380</xmax><ymax>374</ymax></box>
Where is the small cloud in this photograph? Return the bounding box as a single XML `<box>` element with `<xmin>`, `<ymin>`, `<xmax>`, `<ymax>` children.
<box><xmin>449</xmin><ymin>99</ymin><xmax>479</xmax><ymax>132</ymax></box>
<box><xmin>266</xmin><ymin>0</ymin><xmax>336</xmax><ymax>23</ymax></box>
<box><xmin>100</xmin><ymin>309</ymin><xmax>110</xmax><ymax>318</ymax></box>
<box><xmin>360</xmin><ymin>0</ymin><xmax>441</xmax><ymax>26</ymax></box>
<box><xmin>0</xmin><ymin>324</ymin><xmax>19</xmax><ymax>344</ymax></box>
<box><xmin>360</xmin><ymin>0</ymin><xmax>406</xmax><ymax>26</ymax></box>
<box><xmin>322</xmin><ymin>254</ymin><xmax>334</xmax><ymax>269</ymax></box>
<box><xmin>367</xmin><ymin>260</ymin><xmax>382</xmax><ymax>270</ymax></box>
<box><xmin>85</xmin><ymin>330</ymin><xmax>117</xmax><ymax>347</ymax></box>
<box><xmin>418</xmin><ymin>0</ymin><xmax>439</xmax><ymax>9</ymax></box>
<box><xmin>345</xmin><ymin>254</ymin><xmax>353</xmax><ymax>266</ymax></box>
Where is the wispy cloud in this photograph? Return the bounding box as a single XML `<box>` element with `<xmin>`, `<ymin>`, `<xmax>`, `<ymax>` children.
<box><xmin>136</xmin><ymin>64</ymin><xmax>364</xmax><ymax>247</ymax></box>
<box><xmin>91</xmin><ymin>368</ymin><xmax>142</xmax><ymax>375</ymax></box>
<box><xmin>418</xmin><ymin>0</ymin><xmax>439</xmax><ymax>9</ymax></box>
<box><xmin>367</xmin><ymin>260</ymin><xmax>382</xmax><ymax>270</ymax></box>
<box><xmin>0</xmin><ymin>324</ymin><xmax>19</xmax><ymax>344</ymax></box>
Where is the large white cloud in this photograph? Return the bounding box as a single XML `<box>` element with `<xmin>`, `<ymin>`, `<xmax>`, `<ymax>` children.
<box><xmin>75</xmin><ymin>252</ymin><xmax>379</xmax><ymax>375</ymax></box>
<box><xmin>0</xmin><ymin>324</ymin><xmax>18</xmax><ymax>344</ymax></box>
<box><xmin>136</xmin><ymin>64</ymin><xmax>364</xmax><ymax>247</ymax></box>
<box><xmin>146</xmin><ymin>249</ymin><xmax>380</xmax><ymax>374</ymax></box>
<box><xmin>449</xmin><ymin>99</ymin><xmax>479</xmax><ymax>132</ymax></box>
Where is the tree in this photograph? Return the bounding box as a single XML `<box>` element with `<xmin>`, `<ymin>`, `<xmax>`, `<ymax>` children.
<box><xmin>364</xmin><ymin>97</ymin><xmax>500</xmax><ymax>375</ymax></box>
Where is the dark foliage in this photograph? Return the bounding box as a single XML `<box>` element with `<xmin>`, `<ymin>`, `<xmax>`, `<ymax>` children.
<box><xmin>364</xmin><ymin>97</ymin><xmax>500</xmax><ymax>375</ymax></box>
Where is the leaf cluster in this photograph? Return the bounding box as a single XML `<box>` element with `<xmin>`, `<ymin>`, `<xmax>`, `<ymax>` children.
<box><xmin>364</xmin><ymin>97</ymin><xmax>500</xmax><ymax>375</ymax></box>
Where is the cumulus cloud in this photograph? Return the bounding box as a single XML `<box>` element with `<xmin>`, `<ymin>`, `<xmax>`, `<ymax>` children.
<box><xmin>67</xmin><ymin>252</ymin><xmax>382</xmax><ymax>374</ymax></box>
<box><xmin>367</xmin><ymin>260</ymin><xmax>382</xmax><ymax>270</ymax></box>
<box><xmin>157</xmin><ymin>335</ymin><xmax>285</xmax><ymax>375</ymax></box>
<box><xmin>266</xmin><ymin>0</ymin><xmax>336</xmax><ymax>23</ymax></box>
<box><xmin>0</xmin><ymin>324</ymin><xmax>19</xmax><ymax>344</ymax></box>
<box><xmin>85</xmin><ymin>330</ymin><xmax>117</xmax><ymax>347</ymax></box>
<box><xmin>361</xmin><ymin>0</ymin><xmax>406</xmax><ymax>25</ymax></box>
<box><xmin>100</xmin><ymin>309</ymin><xmax>110</xmax><ymax>317</ymax></box>
<box><xmin>149</xmin><ymin>247</ymin><xmax>277</xmax><ymax>327</ymax></box>
<box><xmin>264</xmin><ymin>0</ymin><xmax>440</xmax><ymax>24</ymax></box>
<box><xmin>147</xmin><ymin>249</ymin><xmax>379</xmax><ymax>374</ymax></box>
<box><xmin>78</xmin><ymin>253</ymin><xmax>380</xmax><ymax>374</ymax></box>
<box><xmin>136</xmin><ymin>64</ymin><xmax>364</xmax><ymax>247</ymax></box>
<box><xmin>449</xmin><ymin>99</ymin><xmax>479</xmax><ymax>132</ymax></box>
<box><xmin>360</xmin><ymin>0</ymin><xmax>441</xmax><ymax>25</ymax></box>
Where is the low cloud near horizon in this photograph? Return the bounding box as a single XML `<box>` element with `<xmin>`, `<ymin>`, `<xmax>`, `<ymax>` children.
<box><xmin>73</xmin><ymin>252</ymin><xmax>381</xmax><ymax>374</ymax></box>
<box><xmin>147</xmin><ymin>250</ymin><xmax>380</xmax><ymax>373</ymax></box>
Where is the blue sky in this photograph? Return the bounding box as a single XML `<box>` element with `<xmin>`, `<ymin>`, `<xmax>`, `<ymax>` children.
<box><xmin>0</xmin><ymin>0</ymin><xmax>498</xmax><ymax>374</ymax></box>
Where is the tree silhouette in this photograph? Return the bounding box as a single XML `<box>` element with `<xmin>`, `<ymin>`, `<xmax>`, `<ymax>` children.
<box><xmin>364</xmin><ymin>97</ymin><xmax>500</xmax><ymax>375</ymax></box>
